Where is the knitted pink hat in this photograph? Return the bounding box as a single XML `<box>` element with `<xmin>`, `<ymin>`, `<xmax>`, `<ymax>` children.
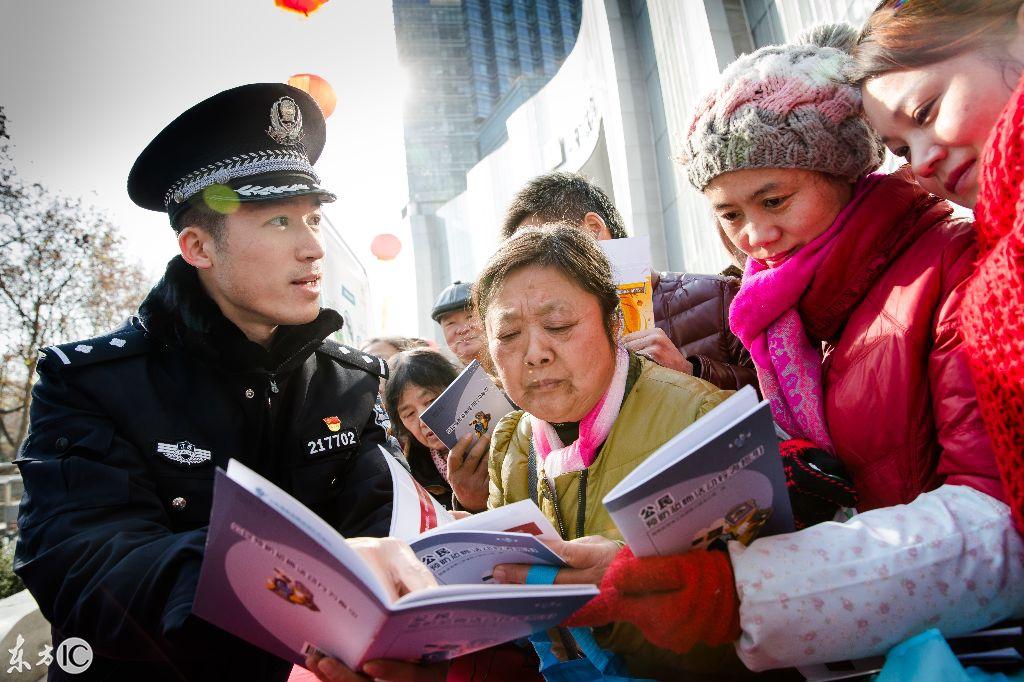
<box><xmin>682</xmin><ymin>24</ymin><xmax>884</xmax><ymax>191</ymax></box>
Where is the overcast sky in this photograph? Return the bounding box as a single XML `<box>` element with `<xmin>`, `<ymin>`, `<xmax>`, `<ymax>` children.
<box><xmin>0</xmin><ymin>0</ymin><xmax>417</xmax><ymax>335</ymax></box>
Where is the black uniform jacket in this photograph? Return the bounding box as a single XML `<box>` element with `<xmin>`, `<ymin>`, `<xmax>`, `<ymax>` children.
<box><xmin>14</xmin><ymin>256</ymin><xmax>396</xmax><ymax>681</ymax></box>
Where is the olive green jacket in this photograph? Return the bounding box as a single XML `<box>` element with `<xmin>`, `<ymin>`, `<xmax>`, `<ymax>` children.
<box><xmin>488</xmin><ymin>356</ymin><xmax>751</xmax><ymax>679</ymax></box>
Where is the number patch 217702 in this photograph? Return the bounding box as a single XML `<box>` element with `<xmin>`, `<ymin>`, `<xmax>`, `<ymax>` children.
<box><xmin>307</xmin><ymin>429</ymin><xmax>358</xmax><ymax>458</ymax></box>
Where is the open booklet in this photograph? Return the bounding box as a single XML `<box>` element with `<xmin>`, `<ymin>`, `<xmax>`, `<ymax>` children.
<box><xmin>382</xmin><ymin>450</ymin><xmax>565</xmax><ymax>585</ymax></box>
<box><xmin>603</xmin><ymin>386</ymin><xmax>794</xmax><ymax>557</ymax></box>
<box><xmin>193</xmin><ymin>458</ymin><xmax>596</xmax><ymax>669</ymax></box>
<box><xmin>418</xmin><ymin>359</ymin><xmax>516</xmax><ymax>451</ymax></box>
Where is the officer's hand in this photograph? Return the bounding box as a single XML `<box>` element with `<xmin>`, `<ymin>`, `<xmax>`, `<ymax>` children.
<box><xmin>491</xmin><ymin>535</ymin><xmax>620</xmax><ymax>586</ymax></box>
<box><xmin>305</xmin><ymin>653</ymin><xmax>446</xmax><ymax>681</ymax></box>
<box><xmin>345</xmin><ymin>537</ymin><xmax>437</xmax><ymax>601</ymax></box>
<box><xmin>447</xmin><ymin>432</ymin><xmax>490</xmax><ymax>512</ymax></box>
<box><xmin>621</xmin><ymin>328</ymin><xmax>691</xmax><ymax>374</ymax></box>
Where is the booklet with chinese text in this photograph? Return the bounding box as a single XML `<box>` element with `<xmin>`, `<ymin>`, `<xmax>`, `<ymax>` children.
<box><xmin>603</xmin><ymin>386</ymin><xmax>794</xmax><ymax>557</ymax></box>
<box><xmin>382</xmin><ymin>450</ymin><xmax>564</xmax><ymax>584</ymax></box>
<box><xmin>418</xmin><ymin>359</ymin><xmax>515</xmax><ymax>450</ymax></box>
<box><xmin>599</xmin><ymin>235</ymin><xmax>654</xmax><ymax>334</ymax></box>
<box><xmin>193</xmin><ymin>459</ymin><xmax>597</xmax><ymax>668</ymax></box>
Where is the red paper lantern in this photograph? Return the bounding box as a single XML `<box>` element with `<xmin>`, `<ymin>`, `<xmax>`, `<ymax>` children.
<box><xmin>287</xmin><ymin>73</ymin><xmax>337</xmax><ymax>118</ymax></box>
<box><xmin>275</xmin><ymin>0</ymin><xmax>328</xmax><ymax>16</ymax></box>
<box><xmin>370</xmin><ymin>234</ymin><xmax>402</xmax><ymax>261</ymax></box>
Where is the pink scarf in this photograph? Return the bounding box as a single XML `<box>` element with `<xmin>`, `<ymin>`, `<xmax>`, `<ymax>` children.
<box><xmin>531</xmin><ymin>346</ymin><xmax>629</xmax><ymax>479</ymax></box>
<box><xmin>729</xmin><ymin>174</ymin><xmax>884</xmax><ymax>452</ymax></box>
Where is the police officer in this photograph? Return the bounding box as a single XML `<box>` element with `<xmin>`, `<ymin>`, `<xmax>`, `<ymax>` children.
<box><xmin>14</xmin><ymin>83</ymin><xmax>437</xmax><ymax>681</ymax></box>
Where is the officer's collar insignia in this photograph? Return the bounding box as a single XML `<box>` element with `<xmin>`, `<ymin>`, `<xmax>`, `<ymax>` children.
<box><xmin>267</xmin><ymin>96</ymin><xmax>304</xmax><ymax>145</ymax></box>
<box><xmin>157</xmin><ymin>440</ymin><xmax>212</xmax><ymax>467</ymax></box>
<box><xmin>323</xmin><ymin>416</ymin><xmax>342</xmax><ymax>433</ymax></box>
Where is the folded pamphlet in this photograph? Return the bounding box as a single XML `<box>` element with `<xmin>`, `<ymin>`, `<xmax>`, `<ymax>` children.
<box><xmin>603</xmin><ymin>386</ymin><xmax>794</xmax><ymax>557</ymax></box>
<box><xmin>418</xmin><ymin>360</ymin><xmax>516</xmax><ymax>451</ymax></box>
<box><xmin>599</xmin><ymin>235</ymin><xmax>654</xmax><ymax>334</ymax></box>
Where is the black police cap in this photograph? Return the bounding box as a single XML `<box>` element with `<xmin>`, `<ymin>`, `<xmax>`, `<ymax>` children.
<box><xmin>431</xmin><ymin>281</ymin><xmax>473</xmax><ymax>323</ymax></box>
<box><xmin>128</xmin><ymin>83</ymin><xmax>336</xmax><ymax>225</ymax></box>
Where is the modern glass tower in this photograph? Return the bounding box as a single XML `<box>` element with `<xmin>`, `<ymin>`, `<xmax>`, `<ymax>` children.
<box><xmin>392</xmin><ymin>0</ymin><xmax>581</xmax><ymax>336</ymax></box>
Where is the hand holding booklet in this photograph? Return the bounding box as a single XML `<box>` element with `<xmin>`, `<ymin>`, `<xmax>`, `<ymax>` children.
<box><xmin>193</xmin><ymin>455</ymin><xmax>596</xmax><ymax>669</ymax></box>
<box><xmin>382</xmin><ymin>451</ymin><xmax>565</xmax><ymax>585</ymax></box>
<box><xmin>418</xmin><ymin>359</ymin><xmax>515</xmax><ymax>451</ymax></box>
<box><xmin>603</xmin><ymin>386</ymin><xmax>794</xmax><ymax>557</ymax></box>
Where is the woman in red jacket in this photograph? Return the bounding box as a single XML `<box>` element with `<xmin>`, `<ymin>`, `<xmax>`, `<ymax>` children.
<box><xmin>853</xmin><ymin>0</ymin><xmax>1024</xmax><ymax>539</ymax></box>
<box><xmin>493</xmin><ymin>23</ymin><xmax>1024</xmax><ymax>674</ymax></box>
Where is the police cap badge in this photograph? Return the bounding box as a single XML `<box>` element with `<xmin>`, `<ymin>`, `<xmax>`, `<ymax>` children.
<box><xmin>127</xmin><ymin>83</ymin><xmax>336</xmax><ymax>226</ymax></box>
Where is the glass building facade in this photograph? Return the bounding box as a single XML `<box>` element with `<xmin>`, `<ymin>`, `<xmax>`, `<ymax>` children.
<box><xmin>393</xmin><ymin>0</ymin><xmax>581</xmax><ymax>210</ymax></box>
<box><xmin>392</xmin><ymin>0</ymin><xmax>581</xmax><ymax>336</ymax></box>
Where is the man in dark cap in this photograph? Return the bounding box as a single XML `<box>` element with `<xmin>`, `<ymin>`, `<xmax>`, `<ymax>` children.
<box><xmin>14</xmin><ymin>83</ymin><xmax>437</xmax><ymax>681</ymax></box>
<box><xmin>430</xmin><ymin>280</ymin><xmax>484</xmax><ymax>366</ymax></box>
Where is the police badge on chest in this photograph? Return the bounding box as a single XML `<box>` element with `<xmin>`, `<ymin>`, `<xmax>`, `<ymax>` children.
<box><xmin>155</xmin><ymin>440</ymin><xmax>213</xmax><ymax>467</ymax></box>
<box><xmin>306</xmin><ymin>415</ymin><xmax>359</xmax><ymax>458</ymax></box>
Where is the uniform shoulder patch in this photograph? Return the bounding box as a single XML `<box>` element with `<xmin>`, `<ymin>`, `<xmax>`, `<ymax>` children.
<box><xmin>42</xmin><ymin>323</ymin><xmax>151</xmax><ymax>369</ymax></box>
<box><xmin>317</xmin><ymin>341</ymin><xmax>389</xmax><ymax>380</ymax></box>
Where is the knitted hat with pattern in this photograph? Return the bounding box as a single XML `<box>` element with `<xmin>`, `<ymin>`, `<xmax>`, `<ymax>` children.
<box><xmin>682</xmin><ymin>23</ymin><xmax>884</xmax><ymax>191</ymax></box>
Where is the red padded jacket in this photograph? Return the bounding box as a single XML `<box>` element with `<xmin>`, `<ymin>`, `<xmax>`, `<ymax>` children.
<box><xmin>802</xmin><ymin>171</ymin><xmax>1003</xmax><ymax>510</ymax></box>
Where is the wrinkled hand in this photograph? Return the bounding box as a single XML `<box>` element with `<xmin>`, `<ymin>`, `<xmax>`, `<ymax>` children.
<box><xmin>491</xmin><ymin>534</ymin><xmax>620</xmax><ymax>586</ymax></box>
<box><xmin>345</xmin><ymin>537</ymin><xmax>437</xmax><ymax>602</ymax></box>
<box><xmin>621</xmin><ymin>328</ymin><xmax>690</xmax><ymax>374</ymax></box>
<box><xmin>447</xmin><ymin>432</ymin><xmax>490</xmax><ymax>512</ymax></box>
<box><xmin>305</xmin><ymin>653</ymin><xmax>447</xmax><ymax>681</ymax></box>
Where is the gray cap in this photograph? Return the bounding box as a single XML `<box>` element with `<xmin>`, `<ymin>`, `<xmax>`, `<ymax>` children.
<box><xmin>431</xmin><ymin>281</ymin><xmax>472</xmax><ymax>323</ymax></box>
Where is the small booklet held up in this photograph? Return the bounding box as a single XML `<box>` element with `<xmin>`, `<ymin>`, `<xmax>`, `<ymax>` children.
<box><xmin>603</xmin><ymin>386</ymin><xmax>794</xmax><ymax>557</ymax></box>
<box><xmin>599</xmin><ymin>235</ymin><xmax>654</xmax><ymax>334</ymax></box>
<box><xmin>193</xmin><ymin>457</ymin><xmax>596</xmax><ymax>669</ymax></box>
<box><xmin>418</xmin><ymin>359</ymin><xmax>515</xmax><ymax>451</ymax></box>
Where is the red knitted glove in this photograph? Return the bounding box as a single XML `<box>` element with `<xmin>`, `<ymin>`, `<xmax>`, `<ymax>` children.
<box><xmin>566</xmin><ymin>547</ymin><xmax>740</xmax><ymax>654</ymax></box>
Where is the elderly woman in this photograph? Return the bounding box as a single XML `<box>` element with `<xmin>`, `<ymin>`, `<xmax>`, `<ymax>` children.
<box><xmin>475</xmin><ymin>223</ymin><xmax>741</xmax><ymax>679</ymax></box>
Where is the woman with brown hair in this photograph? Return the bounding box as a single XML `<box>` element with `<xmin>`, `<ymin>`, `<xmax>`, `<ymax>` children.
<box><xmin>852</xmin><ymin>0</ymin><xmax>1024</xmax><ymax>539</ymax></box>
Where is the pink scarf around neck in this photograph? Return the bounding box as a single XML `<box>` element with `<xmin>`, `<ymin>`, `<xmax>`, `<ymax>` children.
<box><xmin>531</xmin><ymin>346</ymin><xmax>629</xmax><ymax>479</ymax></box>
<box><xmin>729</xmin><ymin>174</ymin><xmax>884</xmax><ymax>452</ymax></box>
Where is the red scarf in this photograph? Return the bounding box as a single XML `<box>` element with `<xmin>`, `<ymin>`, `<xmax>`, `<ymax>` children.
<box><xmin>962</xmin><ymin>72</ymin><xmax>1024</xmax><ymax>535</ymax></box>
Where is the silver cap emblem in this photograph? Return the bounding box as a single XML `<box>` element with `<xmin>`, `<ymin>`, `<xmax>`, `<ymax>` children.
<box><xmin>267</xmin><ymin>96</ymin><xmax>304</xmax><ymax>145</ymax></box>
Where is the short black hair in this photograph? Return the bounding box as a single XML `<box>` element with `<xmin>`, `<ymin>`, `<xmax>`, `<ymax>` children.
<box><xmin>501</xmin><ymin>172</ymin><xmax>628</xmax><ymax>240</ymax></box>
<box><xmin>174</xmin><ymin>200</ymin><xmax>227</xmax><ymax>242</ymax></box>
<box><xmin>384</xmin><ymin>349</ymin><xmax>460</xmax><ymax>448</ymax></box>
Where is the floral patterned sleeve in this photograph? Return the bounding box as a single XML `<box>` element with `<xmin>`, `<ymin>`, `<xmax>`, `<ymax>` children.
<box><xmin>728</xmin><ymin>485</ymin><xmax>1024</xmax><ymax>671</ymax></box>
